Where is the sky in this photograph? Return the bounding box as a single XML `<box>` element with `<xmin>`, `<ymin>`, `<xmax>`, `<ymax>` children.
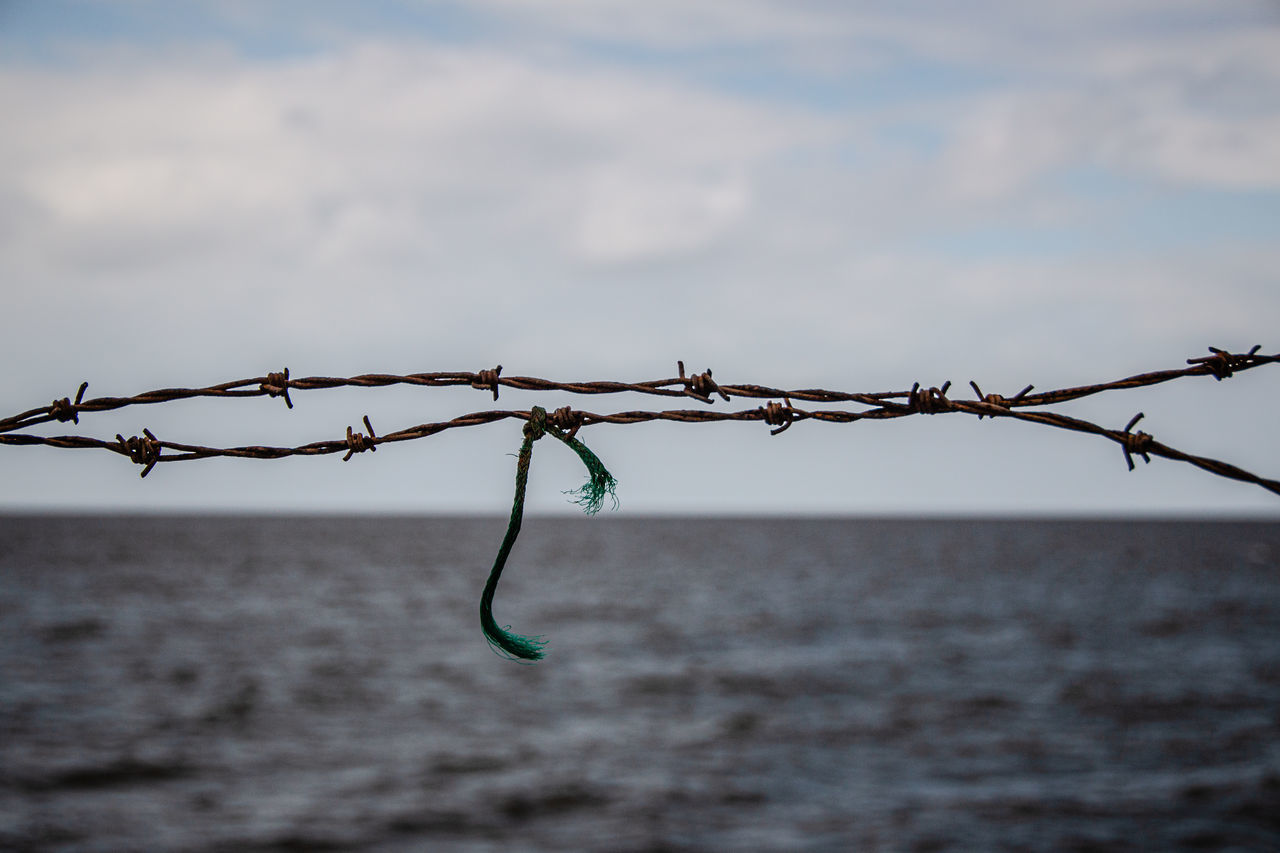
<box><xmin>1</xmin><ymin>0</ymin><xmax>1278</xmax><ymax>516</ymax></box>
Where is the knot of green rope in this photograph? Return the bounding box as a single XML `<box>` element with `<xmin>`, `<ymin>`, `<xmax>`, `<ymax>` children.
<box><xmin>523</xmin><ymin>405</ymin><xmax>546</xmax><ymax>442</ymax></box>
<box><xmin>480</xmin><ymin>406</ymin><xmax>617</xmax><ymax>661</ymax></box>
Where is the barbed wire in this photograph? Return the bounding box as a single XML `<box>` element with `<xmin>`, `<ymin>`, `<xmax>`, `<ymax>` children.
<box><xmin>2</xmin><ymin>346</ymin><xmax>1278</xmax><ymax>497</ymax></box>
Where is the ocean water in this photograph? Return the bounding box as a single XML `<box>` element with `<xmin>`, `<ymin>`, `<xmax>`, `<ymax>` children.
<box><xmin>1</xmin><ymin>516</ymin><xmax>1278</xmax><ymax>852</ymax></box>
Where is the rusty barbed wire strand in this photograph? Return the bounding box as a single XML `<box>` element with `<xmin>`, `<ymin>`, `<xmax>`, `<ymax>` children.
<box><xmin>1</xmin><ymin>346</ymin><xmax>1277</xmax><ymax>496</ymax></box>
<box><xmin>6</xmin><ymin>347</ymin><xmax>1275</xmax><ymax>437</ymax></box>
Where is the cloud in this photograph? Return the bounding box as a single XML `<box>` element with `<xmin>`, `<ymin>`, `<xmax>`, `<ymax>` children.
<box><xmin>0</xmin><ymin>43</ymin><xmax>829</xmax><ymax>274</ymax></box>
<box><xmin>1</xmin><ymin>1</ymin><xmax>1277</xmax><ymax>513</ymax></box>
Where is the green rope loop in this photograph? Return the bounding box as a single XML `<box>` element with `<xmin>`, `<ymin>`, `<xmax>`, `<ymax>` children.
<box><xmin>479</xmin><ymin>406</ymin><xmax>617</xmax><ymax>661</ymax></box>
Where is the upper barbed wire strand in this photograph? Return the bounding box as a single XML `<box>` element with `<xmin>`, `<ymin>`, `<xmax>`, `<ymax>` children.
<box><xmin>4</xmin><ymin>347</ymin><xmax>1275</xmax><ymax>436</ymax></box>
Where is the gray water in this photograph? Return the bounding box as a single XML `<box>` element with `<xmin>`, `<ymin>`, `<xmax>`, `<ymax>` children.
<box><xmin>1</xmin><ymin>516</ymin><xmax>1278</xmax><ymax>852</ymax></box>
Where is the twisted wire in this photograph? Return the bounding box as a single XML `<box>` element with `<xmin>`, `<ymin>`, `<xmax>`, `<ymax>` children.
<box><xmin>1</xmin><ymin>347</ymin><xmax>1277</xmax><ymax>497</ymax></box>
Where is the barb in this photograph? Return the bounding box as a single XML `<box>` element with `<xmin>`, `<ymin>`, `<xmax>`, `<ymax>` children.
<box><xmin>260</xmin><ymin>369</ymin><xmax>293</xmax><ymax>409</ymax></box>
<box><xmin>1</xmin><ymin>346</ymin><xmax>1277</xmax><ymax>497</ymax></box>
<box><xmin>342</xmin><ymin>415</ymin><xmax>378</xmax><ymax>462</ymax></box>
<box><xmin>49</xmin><ymin>382</ymin><xmax>89</xmax><ymax>424</ymax></box>
<box><xmin>116</xmin><ymin>429</ymin><xmax>161</xmax><ymax>478</ymax></box>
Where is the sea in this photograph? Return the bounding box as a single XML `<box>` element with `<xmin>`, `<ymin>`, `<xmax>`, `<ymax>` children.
<box><xmin>1</xmin><ymin>516</ymin><xmax>1278</xmax><ymax>852</ymax></box>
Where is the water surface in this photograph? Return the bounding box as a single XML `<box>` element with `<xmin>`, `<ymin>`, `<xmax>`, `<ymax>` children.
<box><xmin>2</xmin><ymin>516</ymin><xmax>1278</xmax><ymax>851</ymax></box>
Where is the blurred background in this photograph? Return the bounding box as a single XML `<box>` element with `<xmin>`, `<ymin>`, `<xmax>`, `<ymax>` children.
<box><xmin>1</xmin><ymin>2</ymin><xmax>1279</xmax><ymax>513</ymax></box>
<box><xmin>4</xmin><ymin>516</ymin><xmax>1279</xmax><ymax>851</ymax></box>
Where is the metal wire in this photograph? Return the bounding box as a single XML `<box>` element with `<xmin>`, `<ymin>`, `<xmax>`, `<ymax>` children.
<box><xmin>2</xmin><ymin>346</ymin><xmax>1277</xmax><ymax>497</ymax></box>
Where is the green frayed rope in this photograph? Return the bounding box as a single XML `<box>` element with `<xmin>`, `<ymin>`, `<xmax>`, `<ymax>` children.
<box><xmin>480</xmin><ymin>406</ymin><xmax>617</xmax><ymax>661</ymax></box>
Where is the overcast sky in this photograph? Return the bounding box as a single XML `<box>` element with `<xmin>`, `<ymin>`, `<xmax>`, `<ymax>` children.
<box><xmin>2</xmin><ymin>0</ymin><xmax>1278</xmax><ymax>516</ymax></box>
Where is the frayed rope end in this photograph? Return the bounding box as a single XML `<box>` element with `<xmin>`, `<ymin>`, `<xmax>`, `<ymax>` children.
<box><xmin>565</xmin><ymin>469</ymin><xmax>618</xmax><ymax>516</ymax></box>
<box><xmin>481</xmin><ymin>616</ymin><xmax>547</xmax><ymax>662</ymax></box>
<box><xmin>557</xmin><ymin>432</ymin><xmax>619</xmax><ymax>516</ymax></box>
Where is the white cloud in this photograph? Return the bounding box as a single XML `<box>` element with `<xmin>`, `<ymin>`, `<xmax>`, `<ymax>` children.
<box><xmin>572</xmin><ymin>167</ymin><xmax>751</xmax><ymax>263</ymax></box>
<box><xmin>2</xmin><ymin>2</ymin><xmax>1278</xmax><ymax>513</ymax></box>
<box><xmin>0</xmin><ymin>43</ymin><xmax>829</xmax><ymax>276</ymax></box>
<box><xmin>453</xmin><ymin>1</ymin><xmax>1280</xmax><ymax>198</ymax></box>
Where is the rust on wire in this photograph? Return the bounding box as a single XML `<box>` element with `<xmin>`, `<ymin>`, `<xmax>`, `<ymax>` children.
<box><xmin>1120</xmin><ymin>413</ymin><xmax>1153</xmax><ymax>472</ymax></box>
<box><xmin>115</xmin><ymin>429</ymin><xmax>161</xmax><ymax>478</ymax></box>
<box><xmin>548</xmin><ymin>406</ymin><xmax>584</xmax><ymax>440</ymax></box>
<box><xmin>677</xmin><ymin>361</ymin><xmax>730</xmax><ymax>403</ymax></box>
<box><xmin>760</xmin><ymin>398</ymin><xmax>796</xmax><ymax>436</ymax></box>
<box><xmin>49</xmin><ymin>381</ymin><xmax>89</xmax><ymax>424</ymax></box>
<box><xmin>968</xmin><ymin>381</ymin><xmax>1033</xmax><ymax>419</ymax></box>
<box><xmin>342</xmin><ymin>415</ymin><xmax>378</xmax><ymax>462</ymax></box>
<box><xmin>260</xmin><ymin>368</ymin><xmax>293</xmax><ymax>409</ymax></box>
<box><xmin>472</xmin><ymin>365</ymin><xmax>503</xmax><ymax>401</ymax></box>
<box><xmin>1188</xmin><ymin>344</ymin><xmax>1263</xmax><ymax>381</ymax></box>
<box><xmin>1</xmin><ymin>346</ymin><xmax>1278</xmax><ymax>498</ymax></box>
<box><xmin>905</xmin><ymin>382</ymin><xmax>954</xmax><ymax>415</ymax></box>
